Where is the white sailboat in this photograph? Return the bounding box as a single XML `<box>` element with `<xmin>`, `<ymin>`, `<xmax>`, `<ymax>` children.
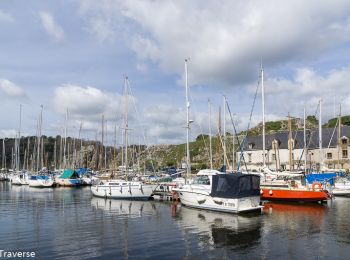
<box><xmin>91</xmin><ymin>76</ymin><xmax>157</xmax><ymax>200</ymax></box>
<box><xmin>28</xmin><ymin>175</ymin><xmax>54</xmax><ymax>187</ymax></box>
<box><xmin>174</xmin><ymin>59</ymin><xmax>262</xmax><ymax>213</ymax></box>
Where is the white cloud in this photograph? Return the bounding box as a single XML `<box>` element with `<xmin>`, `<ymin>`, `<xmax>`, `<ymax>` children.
<box><xmin>38</xmin><ymin>11</ymin><xmax>64</xmax><ymax>41</ymax></box>
<box><xmin>0</xmin><ymin>10</ymin><xmax>14</xmax><ymax>23</ymax></box>
<box><xmin>0</xmin><ymin>79</ymin><xmax>26</xmax><ymax>98</ymax></box>
<box><xmin>245</xmin><ymin>66</ymin><xmax>350</xmax><ymax>121</ymax></box>
<box><xmin>78</xmin><ymin>0</ymin><xmax>350</xmax><ymax>87</ymax></box>
<box><xmin>53</xmin><ymin>84</ymin><xmax>124</xmax><ymax>120</ymax></box>
<box><xmin>0</xmin><ymin>129</ymin><xmax>17</xmax><ymax>138</ymax></box>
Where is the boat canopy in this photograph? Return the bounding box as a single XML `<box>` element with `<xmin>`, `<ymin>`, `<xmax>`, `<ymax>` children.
<box><xmin>30</xmin><ymin>175</ymin><xmax>49</xmax><ymax>180</ymax></box>
<box><xmin>60</xmin><ymin>169</ymin><xmax>80</xmax><ymax>179</ymax></box>
<box><xmin>210</xmin><ymin>174</ymin><xmax>260</xmax><ymax>198</ymax></box>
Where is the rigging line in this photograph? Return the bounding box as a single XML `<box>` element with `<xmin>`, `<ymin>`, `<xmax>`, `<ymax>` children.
<box><xmin>127</xmin><ymin>79</ymin><xmax>156</xmax><ymax>174</ymax></box>
<box><xmin>327</xmin><ymin>117</ymin><xmax>339</xmax><ymax>149</ymax></box>
<box><xmin>225</xmin><ymin>98</ymin><xmax>249</xmax><ymax>173</ymax></box>
<box><xmin>214</xmin><ymin>118</ymin><xmax>231</xmax><ymax>169</ymax></box>
<box><xmin>237</xmin><ymin>77</ymin><xmax>260</xmax><ymax>171</ymax></box>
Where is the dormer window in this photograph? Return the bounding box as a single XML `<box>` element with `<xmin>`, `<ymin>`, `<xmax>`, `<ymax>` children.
<box><xmin>342</xmin><ymin>138</ymin><xmax>348</xmax><ymax>145</ymax></box>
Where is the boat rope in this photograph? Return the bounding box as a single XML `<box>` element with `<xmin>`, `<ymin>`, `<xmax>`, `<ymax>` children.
<box><xmin>225</xmin><ymin>98</ymin><xmax>249</xmax><ymax>173</ymax></box>
<box><xmin>236</xmin><ymin>76</ymin><xmax>260</xmax><ymax>171</ymax></box>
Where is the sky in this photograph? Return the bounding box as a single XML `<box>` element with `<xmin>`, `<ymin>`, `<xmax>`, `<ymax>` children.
<box><xmin>1</xmin><ymin>0</ymin><xmax>350</xmax><ymax>146</ymax></box>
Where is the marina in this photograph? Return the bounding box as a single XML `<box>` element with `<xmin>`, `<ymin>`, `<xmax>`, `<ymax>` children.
<box><xmin>2</xmin><ymin>1</ymin><xmax>350</xmax><ymax>259</ymax></box>
<box><xmin>1</xmin><ymin>182</ymin><xmax>350</xmax><ymax>259</ymax></box>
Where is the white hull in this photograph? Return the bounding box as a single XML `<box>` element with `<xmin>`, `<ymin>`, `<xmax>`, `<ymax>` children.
<box><xmin>332</xmin><ymin>188</ymin><xmax>350</xmax><ymax>196</ymax></box>
<box><xmin>28</xmin><ymin>179</ymin><xmax>54</xmax><ymax>187</ymax></box>
<box><xmin>91</xmin><ymin>181</ymin><xmax>157</xmax><ymax>200</ymax></box>
<box><xmin>11</xmin><ymin>176</ymin><xmax>29</xmax><ymax>185</ymax></box>
<box><xmin>176</xmin><ymin>189</ymin><xmax>262</xmax><ymax>213</ymax></box>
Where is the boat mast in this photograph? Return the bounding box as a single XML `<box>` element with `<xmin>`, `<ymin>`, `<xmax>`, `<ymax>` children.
<box><xmin>17</xmin><ymin>104</ymin><xmax>22</xmax><ymax>171</ymax></box>
<box><xmin>37</xmin><ymin>105</ymin><xmax>43</xmax><ymax>171</ymax></box>
<box><xmin>319</xmin><ymin>99</ymin><xmax>323</xmax><ymax>170</ymax></box>
<box><xmin>124</xmin><ymin>76</ymin><xmax>129</xmax><ymax>178</ymax></box>
<box><xmin>185</xmin><ymin>59</ymin><xmax>191</xmax><ymax>180</ymax></box>
<box><xmin>288</xmin><ymin>113</ymin><xmax>293</xmax><ymax>170</ymax></box>
<box><xmin>63</xmin><ymin>108</ymin><xmax>68</xmax><ymax>169</ymax></box>
<box><xmin>2</xmin><ymin>139</ymin><xmax>5</xmax><ymax>169</ymax></box>
<box><xmin>338</xmin><ymin>102</ymin><xmax>342</xmax><ymax>168</ymax></box>
<box><xmin>223</xmin><ymin>95</ymin><xmax>227</xmax><ymax>171</ymax></box>
<box><xmin>303</xmin><ymin>105</ymin><xmax>307</xmax><ymax>172</ymax></box>
<box><xmin>261</xmin><ymin>62</ymin><xmax>266</xmax><ymax>167</ymax></box>
<box><xmin>208</xmin><ymin>99</ymin><xmax>213</xmax><ymax>169</ymax></box>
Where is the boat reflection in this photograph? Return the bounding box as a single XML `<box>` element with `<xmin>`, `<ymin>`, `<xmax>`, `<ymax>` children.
<box><xmin>262</xmin><ymin>202</ymin><xmax>327</xmax><ymax>238</ymax></box>
<box><xmin>172</xmin><ymin>203</ymin><xmax>262</xmax><ymax>249</ymax></box>
<box><xmin>263</xmin><ymin>202</ymin><xmax>327</xmax><ymax>216</ymax></box>
<box><xmin>91</xmin><ymin>197</ymin><xmax>157</xmax><ymax>218</ymax></box>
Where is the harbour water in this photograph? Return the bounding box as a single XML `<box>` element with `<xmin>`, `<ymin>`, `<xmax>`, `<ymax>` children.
<box><xmin>1</xmin><ymin>181</ymin><xmax>350</xmax><ymax>259</ymax></box>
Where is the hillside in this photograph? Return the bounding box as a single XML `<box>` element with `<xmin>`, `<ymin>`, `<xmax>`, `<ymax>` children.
<box><xmin>2</xmin><ymin>115</ymin><xmax>346</xmax><ymax>171</ymax></box>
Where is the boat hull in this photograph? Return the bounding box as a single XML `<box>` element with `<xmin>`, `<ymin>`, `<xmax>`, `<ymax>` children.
<box><xmin>91</xmin><ymin>183</ymin><xmax>157</xmax><ymax>200</ymax></box>
<box><xmin>261</xmin><ymin>188</ymin><xmax>330</xmax><ymax>202</ymax></box>
<box><xmin>55</xmin><ymin>179</ymin><xmax>82</xmax><ymax>187</ymax></box>
<box><xmin>176</xmin><ymin>189</ymin><xmax>262</xmax><ymax>213</ymax></box>
<box><xmin>28</xmin><ymin>179</ymin><xmax>54</xmax><ymax>188</ymax></box>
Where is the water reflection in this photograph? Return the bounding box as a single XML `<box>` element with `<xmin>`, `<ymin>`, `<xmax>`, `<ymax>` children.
<box><xmin>91</xmin><ymin>197</ymin><xmax>157</xmax><ymax>218</ymax></box>
<box><xmin>172</xmin><ymin>203</ymin><xmax>262</xmax><ymax>250</ymax></box>
<box><xmin>263</xmin><ymin>202</ymin><xmax>326</xmax><ymax>237</ymax></box>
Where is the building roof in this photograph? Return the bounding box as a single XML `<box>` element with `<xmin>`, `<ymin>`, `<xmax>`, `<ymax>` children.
<box><xmin>242</xmin><ymin>125</ymin><xmax>350</xmax><ymax>151</ymax></box>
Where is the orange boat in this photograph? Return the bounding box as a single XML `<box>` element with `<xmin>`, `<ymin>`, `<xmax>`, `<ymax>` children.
<box><xmin>260</xmin><ymin>182</ymin><xmax>331</xmax><ymax>202</ymax></box>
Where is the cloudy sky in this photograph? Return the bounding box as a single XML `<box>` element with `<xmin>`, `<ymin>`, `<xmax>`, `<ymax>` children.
<box><xmin>1</xmin><ymin>0</ymin><xmax>350</xmax><ymax>145</ymax></box>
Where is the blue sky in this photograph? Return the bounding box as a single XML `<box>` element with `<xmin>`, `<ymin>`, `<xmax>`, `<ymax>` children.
<box><xmin>1</xmin><ymin>0</ymin><xmax>350</xmax><ymax>145</ymax></box>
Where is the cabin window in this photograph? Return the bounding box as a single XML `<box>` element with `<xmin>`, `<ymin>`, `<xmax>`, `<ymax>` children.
<box><xmin>342</xmin><ymin>150</ymin><xmax>348</xmax><ymax>158</ymax></box>
<box><xmin>239</xmin><ymin>177</ymin><xmax>252</xmax><ymax>192</ymax></box>
<box><xmin>327</xmin><ymin>153</ymin><xmax>332</xmax><ymax>159</ymax></box>
<box><xmin>342</xmin><ymin>139</ymin><xmax>347</xmax><ymax>145</ymax></box>
<box><xmin>272</xmin><ymin>153</ymin><xmax>276</xmax><ymax>161</ymax></box>
<box><xmin>192</xmin><ymin>176</ymin><xmax>210</xmax><ymax>185</ymax></box>
<box><xmin>248</xmin><ymin>153</ymin><xmax>252</xmax><ymax>163</ymax></box>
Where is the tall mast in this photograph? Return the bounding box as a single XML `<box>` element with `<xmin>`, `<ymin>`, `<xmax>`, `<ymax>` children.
<box><xmin>124</xmin><ymin>76</ymin><xmax>129</xmax><ymax>176</ymax></box>
<box><xmin>37</xmin><ymin>105</ymin><xmax>43</xmax><ymax>171</ymax></box>
<box><xmin>303</xmin><ymin>106</ymin><xmax>307</xmax><ymax>172</ymax></box>
<box><xmin>2</xmin><ymin>139</ymin><xmax>5</xmax><ymax>169</ymax></box>
<box><xmin>105</xmin><ymin>119</ymin><xmax>107</xmax><ymax>169</ymax></box>
<box><xmin>17</xmin><ymin>104</ymin><xmax>22</xmax><ymax>171</ymax></box>
<box><xmin>101</xmin><ymin>114</ymin><xmax>104</xmax><ymax>170</ymax></box>
<box><xmin>223</xmin><ymin>96</ymin><xmax>227</xmax><ymax>170</ymax></box>
<box><xmin>63</xmin><ymin>108</ymin><xmax>68</xmax><ymax>169</ymax></box>
<box><xmin>338</xmin><ymin>102</ymin><xmax>342</xmax><ymax>168</ymax></box>
<box><xmin>185</xmin><ymin>59</ymin><xmax>191</xmax><ymax>179</ymax></box>
<box><xmin>319</xmin><ymin>99</ymin><xmax>323</xmax><ymax>170</ymax></box>
<box><xmin>208</xmin><ymin>99</ymin><xmax>213</xmax><ymax>170</ymax></box>
<box><xmin>288</xmin><ymin>113</ymin><xmax>293</xmax><ymax>170</ymax></box>
<box><xmin>261</xmin><ymin>62</ymin><xmax>266</xmax><ymax>167</ymax></box>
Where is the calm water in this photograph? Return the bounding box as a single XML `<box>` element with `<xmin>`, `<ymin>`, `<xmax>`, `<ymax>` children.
<box><xmin>1</xmin><ymin>182</ymin><xmax>350</xmax><ymax>259</ymax></box>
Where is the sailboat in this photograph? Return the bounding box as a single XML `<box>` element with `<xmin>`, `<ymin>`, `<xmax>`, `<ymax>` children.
<box><xmin>173</xmin><ymin>59</ymin><xmax>263</xmax><ymax>213</ymax></box>
<box><xmin>91</xmin><ymin>76</ymin><xmax>157</xmax><ymax>200</ymax></box>
<box><xmin>258</xmin><ymin>66</ymin><xmax>330</xmax><ymax>202</ymax></box>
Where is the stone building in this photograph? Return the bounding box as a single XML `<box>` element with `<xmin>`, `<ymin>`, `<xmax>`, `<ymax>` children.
<box><xmin>237</xmin><ymin>126</ymin><xmax>350</xmax><ymax>171</ymax></box>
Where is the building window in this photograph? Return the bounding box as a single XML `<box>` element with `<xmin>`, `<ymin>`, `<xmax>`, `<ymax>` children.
<box><xmin>272</xmin><ymin>153</ymin><xmax>276</xmax><ymax>161</ymax></box>
<box><xmin>248</xmin><ymin>153</ymin><xmax>252</xmax><ymax>163</ymax></box>
<box><xmin>342</xmin><ymin>150</ymin><xmax>348</xmax><ymax>158</ymax></box>
<box><xmin>327</xmin><ymin>153</ymin><xmax>332</xmax><ymax>159</ymax></box>
<box><xmin>342</xmin><ymin>139</ymin><xmax>347</xmax><ymax>145</ymax></box>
